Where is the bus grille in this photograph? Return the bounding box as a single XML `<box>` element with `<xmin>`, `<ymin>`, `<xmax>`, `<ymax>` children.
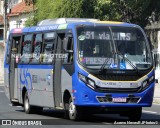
<box><xmin>94</xmin><ymin>74</ymin><xmax>140</xmax><ymax>81</ymax></box>
<box><xmin>95</xmin><ymin>86</ymin><xmax>142</xmax><ymax>93</ymax></box>
<box><xmin>97</xmin><ymin>96</ymin><xmax>140</xmax><ymax>103</ymax></box>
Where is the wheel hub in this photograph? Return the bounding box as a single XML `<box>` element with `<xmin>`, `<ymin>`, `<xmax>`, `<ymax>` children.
<box><xmin>69</xmin><ymin>101</ymin><xmax>76</xmax><ymax>117</ymax></box>
<box><xmin>25</xmin><ymin>96</ymin><xmax>29</xmax><ymax>110</ymax></box>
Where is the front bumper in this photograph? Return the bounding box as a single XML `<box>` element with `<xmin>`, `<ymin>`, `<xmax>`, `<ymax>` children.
<box><xmin>73</xmin><ymin>81</ymin><xmax>155</xmax><ymax>107</ymax></box>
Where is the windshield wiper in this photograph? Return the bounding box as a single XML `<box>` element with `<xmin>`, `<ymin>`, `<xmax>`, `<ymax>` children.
<box><xmin>115</xmin><ymin>52</ymin><xmax>142</xmax><ymax>76</ymax></box>
<box><xmin>99</xmin><ymin>58</ymin><xmax>110</xmax><ymax>72</ymax></box>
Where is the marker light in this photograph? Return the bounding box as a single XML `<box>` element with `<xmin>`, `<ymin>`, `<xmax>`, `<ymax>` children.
<box><xmin>142</xmin><ymin>75</ymin><xmax>155</xmax><ymax>90</ymax></box>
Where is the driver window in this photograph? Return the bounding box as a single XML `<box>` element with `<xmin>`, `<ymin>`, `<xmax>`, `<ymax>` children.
<box><xmin>63</xmin><ymin>37</ymin><xmax>73</xmax><ymax>63</ymax></box>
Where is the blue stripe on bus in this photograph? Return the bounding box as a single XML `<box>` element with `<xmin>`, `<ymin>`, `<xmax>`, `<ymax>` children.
<box><xmin>4</xmin><ymin>64</ymin><xmax>65</xmax><ymax>69</ymax></box>
<box><xmin>18</xmin><ymin>64</ymin><xmax>53</xmax><ymax>69</ymax></box>
<box><xmin>4</xmin><ymin>64</ymin><xmax>9</xmax><ymax>68</ymax></box>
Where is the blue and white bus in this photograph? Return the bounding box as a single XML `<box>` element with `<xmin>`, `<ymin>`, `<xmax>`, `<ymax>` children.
<box><xmin>4</xmin><ymin>18</ymin><xmax>155</xmax><ymax>120</ymax></box>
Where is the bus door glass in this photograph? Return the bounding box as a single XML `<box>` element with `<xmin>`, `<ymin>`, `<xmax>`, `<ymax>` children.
<box><xmin>9</xmin><ymin>35</ymin><xmax>22</xmax><ymax>100</ymax></box>
<box><xmin>53</xmin><ymin>32</ymin><xmax>65</xmax><ymax>107</ymax></box>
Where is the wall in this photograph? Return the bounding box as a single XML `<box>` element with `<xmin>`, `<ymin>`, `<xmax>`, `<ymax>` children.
<box><xmin>0</xmin><ymin>45</ymin><xmax>4</xmax><ymax>82</ymax></box>
<box><xmin>0</xmin><ymin>0</ymin><xmax>4</xmax><ymax>83</ymax></box>
<box><xmin>0</xmin><ymin>0</ymin><xmax>4</xmax><ymax>15</ymax></box>
<box><xmin>8</xmin><ymin>14</ymin><xmax>29</xmax><ymax>31</ymax></box>
<box><xmin>158</xmin><ymin>31</ymin><xmax>160</xmax><ymax>51</ymax></box>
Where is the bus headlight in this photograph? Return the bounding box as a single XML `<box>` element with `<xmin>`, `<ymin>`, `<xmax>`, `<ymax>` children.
<box><xmin>78</xmin><ymin>73</ymin><xmax>96</xmax><ymax>89</ymax></box>
<box><xmin>142</xmin><ymin>76</ymin><xmax>155</xmax><ymax>90</ymax></box>
<box><xmin>88</xmin><ymin>79</ymin><xmax>95</xmax><ymax>87</ymax></box>
<box><xmin>78</xmin><ymin>73</ymin><xmax>87</xmax><ymax>83</ymax></box>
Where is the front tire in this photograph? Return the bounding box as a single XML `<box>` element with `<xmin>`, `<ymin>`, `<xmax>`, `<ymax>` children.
<box><xmin>64</xmin><ymin>97</ymin><xmax>82</xmax><ymax>120</ymax></box>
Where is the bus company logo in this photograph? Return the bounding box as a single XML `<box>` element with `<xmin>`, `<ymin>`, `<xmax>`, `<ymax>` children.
<box><xmin>1</xmin><ymin>120</ymin><xmax>42</xmax><ymax>125</ymax></box>
<box><xmin>20</xmin><ymin>68</ymin><xmax>32</xmax><ymax>92</ymax></box>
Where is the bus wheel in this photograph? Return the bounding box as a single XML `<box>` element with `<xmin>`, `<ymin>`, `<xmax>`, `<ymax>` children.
<box><xmin>24</xmin><ymin>92</ymin><xmax>34</xmax><ymax>114</ymax></box>
<box><xmin>68</xmin><ymin>98</ymin><xmax>82</xmax><ymax>120</ymax></box>
<box><xmin>128</xmin><ymin>107</ymin><xmax>142</xmax><ymax>121</ymax></box>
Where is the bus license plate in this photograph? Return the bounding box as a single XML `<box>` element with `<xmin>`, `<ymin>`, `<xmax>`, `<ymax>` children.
<box><xmin>112</xmin><ymin>97</ymin><xmax>127</xmax><ymax>103</ymax></box>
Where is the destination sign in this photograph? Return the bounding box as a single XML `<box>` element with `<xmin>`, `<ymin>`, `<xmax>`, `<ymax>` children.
<box><xmin>78</xmin><ymin>31</ymin><xmax>136</xmax><ymax>41</ymax></box>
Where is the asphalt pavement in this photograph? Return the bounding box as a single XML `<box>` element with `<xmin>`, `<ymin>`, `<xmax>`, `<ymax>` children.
<box><xmin>0</xmin><ymin>84</ymin><xmax>160</xmax><ymax>127</ymax></box>
<box><xmin>153</xmin><ymin>83</ymin><xmax>160</xmax><ymax>104</ymax></box>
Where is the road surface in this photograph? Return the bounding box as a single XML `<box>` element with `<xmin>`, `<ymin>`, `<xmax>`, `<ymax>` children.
<box><xmin>0</xmin><ymin>86</ymin><xmax>159</xmax><ymax>128</ymax></box>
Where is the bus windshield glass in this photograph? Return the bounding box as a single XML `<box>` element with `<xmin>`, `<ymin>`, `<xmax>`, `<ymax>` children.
<box><xmin>77</xmin><ymin>26</ymin><xmax>153</xmax><ymax>70</ymax></box>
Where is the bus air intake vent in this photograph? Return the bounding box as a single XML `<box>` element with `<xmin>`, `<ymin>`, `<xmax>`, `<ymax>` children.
<box><xmin>94</xmin><ymin>74</ymin><xmax>140</xmax><ymax>81</ymax></box>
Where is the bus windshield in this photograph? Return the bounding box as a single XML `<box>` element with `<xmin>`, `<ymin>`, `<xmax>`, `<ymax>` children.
<box><xmin>77</xmin><ymin>26</ymin><xmax>153</xmax><ymax>70</ymax></box>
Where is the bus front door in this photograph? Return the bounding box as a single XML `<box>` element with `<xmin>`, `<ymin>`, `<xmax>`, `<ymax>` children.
<box><xmin>53</xmin><ymin>33</ymin><xmax>65</xmax><ymax>107</ymax></box>
<box><xmin>9</xmin><ymin>36</ymin><xmax>21</xmax><ymax>102</ymax></box>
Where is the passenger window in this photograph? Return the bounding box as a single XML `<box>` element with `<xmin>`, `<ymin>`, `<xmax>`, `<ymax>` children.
<box><xmin>42</xmin><ymin>32</ymin><xmax>55</xmax><ymax>63</ymax></box>
<box><xmin>32</xmin><ymin>34</ymin><xmax>42</xmax><ymax>63</ymax></box>
<box><xmin>20</xmin><ymin>34</ymin><xmax>32</xmax><ymax>63</ymax></box>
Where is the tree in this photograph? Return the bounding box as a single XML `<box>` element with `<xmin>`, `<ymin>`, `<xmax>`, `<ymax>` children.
<box><xmin>25</xmin><ymin>0</ymin><xmax>98</xmax><ymax>26</ymax></box>
<box><xmin>25</xmin><ymin>0</ymin><xmax>160</xmax><ymax>27</ymax></box>
<box><xmin>111</xmin><ymin>0</ymin><xmax>160</xmax><ymax>27</ymax></box>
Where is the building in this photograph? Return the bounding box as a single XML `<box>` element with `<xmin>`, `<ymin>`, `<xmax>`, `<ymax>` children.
<box><xmin>0</xmin><ymin>0</ymin><xmax>4</xmax><ymax>44</ymax></box>
<box><xmin>145</xmin><ymin>21</ymin><xmax>160</xmax><ymax>51</ymax></box>
<box><xmin>145</xmin><ymin>20</ymin><xmax>160</xmax><ymax>82</ymax></box>
<box><xmin>0</xmin><ymin>0</ymin><xmax>33</xmax><ymax>82</ymax></box>
<box><xmin>7</xmin><ymin>0</ymin><xmax>33</xmax><ymax>31</ymax></box>
<box><xmin>0</xmin><ymin>0</ymin><xmax>4</xmax><ymax>82</ymax></box>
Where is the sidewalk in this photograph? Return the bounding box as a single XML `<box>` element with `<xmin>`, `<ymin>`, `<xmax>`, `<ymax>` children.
<box><xmin>153</xmin><ymin>83</ymin><xmax>160</xmax><ymax>104</ymax></box>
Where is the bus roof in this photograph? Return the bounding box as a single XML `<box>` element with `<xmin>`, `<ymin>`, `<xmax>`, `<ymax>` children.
<box><xmin>10</xmin><ymin>18</ymin><xmax>139</xmax><ymax>34</ymax></box>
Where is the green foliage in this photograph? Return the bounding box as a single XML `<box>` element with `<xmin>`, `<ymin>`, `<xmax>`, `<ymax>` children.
<box><xmin>25</xmin><ymin>12</ymin><xmax>37</xmax><ymax>27</ymax></box>
<box><xmin>111</xmin><ymin>0</ymin><xmax>160</xmax><ymax>26</ymax></box>
<box><xmin>94</xmin><ymin>0</ymin><xmax>121</xmax><ymax>20</ymax></box>
<box><xmin>25</xmin><ymin>0</ymin><xmax>160</xmax><ymax>27</ymax></box>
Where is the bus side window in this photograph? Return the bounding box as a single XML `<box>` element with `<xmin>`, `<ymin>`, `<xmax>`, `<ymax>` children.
<box><xmin>42</xmin><ymin>32</ymin><xmax>55</xmax><ymax>64</ymax></box>
<box><xmin>31</xmin><ymin>33</ymin><xmax>43</xmax><ymax>63</ymax></box>
<box><xmin>20</xmin><ymin>34</ymin><xmax>32</xmax><ymax>63</ymax></box>
<box><xmin>63</xmin><ymin>37</ymin><xmax>73</xmax><ymax>64</ymax></box>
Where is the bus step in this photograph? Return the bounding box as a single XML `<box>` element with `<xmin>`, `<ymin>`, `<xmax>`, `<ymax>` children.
<box><xmin>11</xmin><ymin>99</ymin><xmax>19</xmax><ymax>102</ymax></box>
